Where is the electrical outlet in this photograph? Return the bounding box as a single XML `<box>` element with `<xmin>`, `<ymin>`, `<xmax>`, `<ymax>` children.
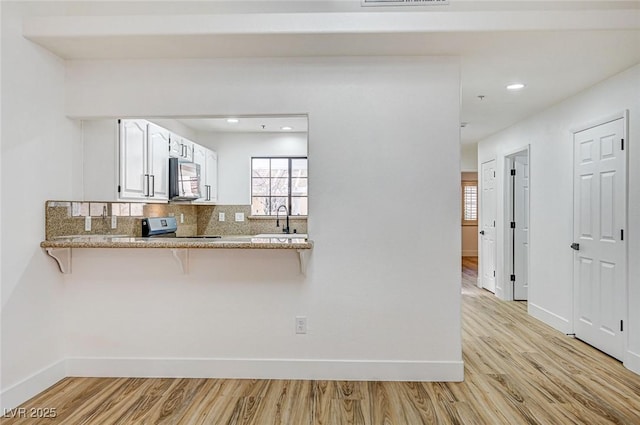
<box><xmin>235</xmin><ymin>212</ymin><xmax>244</xmax><ymax>222</ymax></box>
<box><xmin>295</xmin><ymin>316</ymin><xmax>307</xmax><ymax>334</ymax></box>
<box><xmin>84</xmin><ymin>215</ymin><xmax>91</xmax><ymax>231</ymax></box>
<box><xmin>111</xmin><ymin>215</ymin><xmax>117</xmax><ymax>229</ymax></box>
<box><xmin>219</xmin><ymin>212</ymin><xmax>225</xmax><ymax>221</ymax></box>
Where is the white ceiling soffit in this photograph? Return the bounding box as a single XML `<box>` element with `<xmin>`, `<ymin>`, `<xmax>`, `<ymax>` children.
<box><xmin>22</xmin><ymin>5</ymin><xmax>640</xmax><ymax>144</ymax></box>
<box><xmin>177</xmin><ymin>116</ymin><xmax>309</xmax><ymax>134</ymax></box>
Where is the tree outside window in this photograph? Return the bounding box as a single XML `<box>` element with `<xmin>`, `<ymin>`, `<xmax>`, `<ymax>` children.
<box><xmin>251</xmin><ymin>157</ymin><xmax>308</xmax><ymax>216</ymax></box>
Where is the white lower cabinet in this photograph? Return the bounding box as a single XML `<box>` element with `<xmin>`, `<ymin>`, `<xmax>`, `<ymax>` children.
<box><xmin>193</xmin><ymin>145</ymin><xmax>218</xmax><ymax>204</ymax></box>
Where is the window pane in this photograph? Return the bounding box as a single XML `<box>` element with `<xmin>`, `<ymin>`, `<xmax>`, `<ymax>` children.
<box><xmin>291</xmin><ymin>197</ymin><xmax>308</xmax><ymax>216</ymax></box>
<box><xmin>292</xmin><ymin>159</ymin><xmax>308</xmax><ymax>177</ymax></box>
<box><xmin>291</xmin><ymin>177</ymin><xmax>307</xmax><ymax>196</ymax></box>
<box><xmin>252</xmin><ymin>177</ymin><xmax>270</xmax><ymax>196</ymax></box>
<box><xmin>270</xmin><ymin>197</ymin><xmax>289</xmax><ymax>214</ymax></box>
<box><xmin>252</xmin><ymin>158</ymin><xmax>270</xmax><ymax>177</ymax></box>
<box><xmin>271</xmin><ymin>178</ymin><xmax>289</xmax><ymax>196</ymax></box>
<box><xmin>251</xmin><ymin>197</ymin><xmax>270</xmax><ymax>215</ymax></box>
<box><xmin>463</xmin><ymin>185</ymin><xmax>478</xmax><ymax>221</ymax></box>
<box><xmin>271</xmin><ymin>158</ymin><xmax>289</xmax><ymax>178</ymax></box>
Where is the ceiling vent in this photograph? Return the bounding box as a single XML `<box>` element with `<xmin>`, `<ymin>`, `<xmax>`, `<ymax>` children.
<box><xmin>362</xmin><ymin>0</ymin><xmax>449</xmax><ymax>7</ymax></box>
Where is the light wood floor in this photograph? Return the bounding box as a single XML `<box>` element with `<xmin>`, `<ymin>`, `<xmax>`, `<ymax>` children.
<box><xmin>4</xmin><ymin>257</ymin><xmax>640</xmax><ymax>424</ymax></box>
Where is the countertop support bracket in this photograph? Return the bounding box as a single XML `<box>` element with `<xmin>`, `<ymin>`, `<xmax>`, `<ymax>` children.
<box><xmin>45</xmin><ymin>247</ymin><xmax>71</xmax><ymax>274</ymax></box>
<box><xmin>171</xmin><ymin>249</ymin><xmax>189</xmax><ymax>274</ymax></box>
<box><xmin>297</xmin><ymin>249</ymin><xmax>310</xmax><ymax>275</ymax></box>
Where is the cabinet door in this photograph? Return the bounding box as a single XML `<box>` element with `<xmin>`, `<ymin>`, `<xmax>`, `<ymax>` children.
<box><xmin>169</xmin><ymin>134</ymin><xmax>183</xmax><ymax>158</ymax></box>
<box><xmin>192</xmin><ymin>145</ymin><xmax>207</xmax><ymax>203</ymax></box>
<box><xmin>119</xmin><ymin>119</ymin><xmax>148</xmax><ymax>200</ymax></box>
<box><xmin>147</xmin><ymin>123</ymin><xmax>170</xmax><ymax>200</ymax></box>
<box><xmin>182</xmin><ymin>139</ymin><xmax>194</xmax><ymax>162</ymax></box>
<box><xmin>205</xmin><ymin>149</ymin><xmax>218</xmax><ymax>203</ymax></box>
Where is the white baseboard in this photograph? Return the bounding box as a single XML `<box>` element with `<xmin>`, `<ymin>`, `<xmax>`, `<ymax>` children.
<box><xmin>624</xmin><ymin>350</ymin><xmax>640</xmax><ymax>375</ymax></box>
<box><xmin>67</xmin><ymin>357</ymin><xmax>464</xmax><ymax>382</ymax></box>
<box><xmin>461</xmin><ymin>250</ymin><xmax>478</xmax><ymax>257</ymax></box>
<box><xmin>0</xmin><ymin>359</ymin><xmax>66</xmax><ymax>411</ymax></box>
<box><xmin>529</xmin><ymin>302</ymin><xmax>572</xmax><ymax>334</ymax></box>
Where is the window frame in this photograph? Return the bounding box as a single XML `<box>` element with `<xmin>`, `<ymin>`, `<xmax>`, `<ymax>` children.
<box><xmin>462</xmin><ymin>180</ymin><xmax>478</xmax><ymax>226</ymax></box>
<box><xmin>250</xmin><ymin>156</ymin><xmax>308</xmax><ymax>217</ymax></box>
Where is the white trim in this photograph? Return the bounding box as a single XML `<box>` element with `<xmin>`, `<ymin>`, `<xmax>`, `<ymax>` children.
<box><xmin>529</xmin><ymin>302</ymin><xmax>572</xmax><ymax>335</ymax></box>
<box><xmin>66</xmin><ymin>357</ymin><xmax>464</xmax><ymax>382</ymax></box>
<box><xmin>0</xmin><ymin>359</ymin><xmax>66</xmax><ymax>411</ymax></box>
<box><xmin>569</xmin><ymin>110</ymin><xmax>626</xmax><ymax>134</ymax></box>
<box><xmin>624</xmin><ymin>350</ymin><xmax>640</xmax><ymax>375</ymax></box>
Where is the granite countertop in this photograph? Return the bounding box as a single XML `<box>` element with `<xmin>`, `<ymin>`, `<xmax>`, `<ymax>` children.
<box><xmin>40</xmin><ymin>234</ymin><xmax>313</xmax><ymax>250</ymax></box>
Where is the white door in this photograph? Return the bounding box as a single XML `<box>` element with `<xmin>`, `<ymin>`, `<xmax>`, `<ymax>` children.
<box><xmin>147</xmin><ymin>123</ymin><xmax>170</xmax><ymax>200</ymax></box>
<box><xmin>480</xmin><ymin>160</ymin><xmax>497</xmax><ymax>293</ymax></box>
<box><xmin>513</xmin><ymin>155</ymin><xmax>529</xmax><ymax>301</ymax></box>
<box><xmin>119</xmin><ymin>119</ymin><xmax>148</xmax><ymax>200</ymax></box>
<box><xmin>573</xmin><ymin>118</ymin><xmax>626</xmax><ymax>361</ymax></box>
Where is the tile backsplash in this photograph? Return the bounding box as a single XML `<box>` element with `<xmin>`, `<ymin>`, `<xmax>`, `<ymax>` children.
<box><xmin>45</xmin><ymin>201</ymin><xmax>307</xmax><ymax>239</ymax></box>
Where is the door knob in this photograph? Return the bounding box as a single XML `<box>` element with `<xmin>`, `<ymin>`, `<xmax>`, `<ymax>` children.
<box><xmin>479</xmin><ymin>230</ymin><xmax>485</xmax><ymax>235</ymax></box>
<box><xmin>570</xmin><ymin>243</ymin><xmax>580</xmax><ymax>251</ymax></box>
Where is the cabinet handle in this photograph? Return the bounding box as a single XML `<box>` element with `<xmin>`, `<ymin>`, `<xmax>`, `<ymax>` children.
<box><xmin>144</xmin><ymin>174</ymin><xmax>150</xmax><ymax>197</ymax></box>
<box><xmin>150</xmin><ymin>175</ymin><xmax>155</xmax><ymax>197</ymax></box>
<box><xmin>207</xmin><ymin>185</ymin><xmax>211</xmax><ymax>201</ymax></box>
<box><xmin>182</xmin><ymin>145</ymin><xmax>186</xmax><ymax>158</ymax></box>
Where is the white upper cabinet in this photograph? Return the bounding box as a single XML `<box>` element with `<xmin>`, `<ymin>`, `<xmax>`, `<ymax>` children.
<box><xmin>192</xmin><ymin>144</ymin><xmax>218</xmax><ymax>204</ymax></box>
<box><xmin>119</xmin><ymin>119</ymin><xmax>148</xmax><ymax>200</ymax></box>
<box><xmin>119</xmin><ymin>120</ymin><xmax>169</xmax><ymax>201</ymax></box>
<box><xmin>205</xmin><ymin>149</ymin><xmax>218</xmax><ymax>203</ymax></box>
<box><xmin>169</xmin><ymin>133</ymin><xmax>194</xmax><ymax>162</ymax></box>
<box><xmin>147</xmin><ymin>123</ymin><xmax>170</xmax><ymax>200</ymax></box>
<box><xmin>83</xmin><ymin>119</ymin><xmax>211</xmax><ymax>204</ymax></box>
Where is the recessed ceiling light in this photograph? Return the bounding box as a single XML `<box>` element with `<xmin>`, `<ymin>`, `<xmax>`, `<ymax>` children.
<box><xmin>281</xmin><ymin>126</ymin><xmax>293</xmax><ymax>131</ymax></box>
<box><xmin>506</xmin><ymin>83</ymin><xmax>526</xmax><ymax>91</ymax></box>
<box><xmin>226</xmin><ymin>118</ymin><xmax>239</xmax><ymax>124</ymax></box>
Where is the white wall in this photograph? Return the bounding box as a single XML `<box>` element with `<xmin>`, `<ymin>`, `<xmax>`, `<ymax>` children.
<box><xmin>1</xmin><ymin>2</ymin><xmax>82</xmax><ymax>410</ymax></box>
<box><xmin>477</xmin><ymin>64</ymin><xmax>640</xmax><ymax>374</ymax></box>
<box><xmin>461</xmin><ymin>143</ymin><xmax>478</xmax><ymax>172</ymax></box>
<box><xmin>64</xmin><ymin>57</ymin><xmax>463</xmax><ymax>381</ymax></box>
<box><xmin>199</xmin><ymin>132</ymin><xmax>307</xmax><ymax>205</ymax></box>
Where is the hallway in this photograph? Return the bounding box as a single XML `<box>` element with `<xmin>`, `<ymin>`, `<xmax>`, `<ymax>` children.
<box><xmin>3</xmin><ymin>259</ymin><xmax>639</xmax><ymax>424</ymax></box>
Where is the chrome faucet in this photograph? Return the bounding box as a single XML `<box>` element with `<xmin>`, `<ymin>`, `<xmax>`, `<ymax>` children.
<box><xmin>276</xmin><ymin>205</ymin><xmax>290</xmax><ymax>234</ymax></box>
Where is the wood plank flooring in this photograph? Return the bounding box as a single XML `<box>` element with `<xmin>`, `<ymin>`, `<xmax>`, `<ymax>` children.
<box><xmin>4</xmin><ymin>257</ymin><xmax>640</xmax><ymax>424</ymax></box>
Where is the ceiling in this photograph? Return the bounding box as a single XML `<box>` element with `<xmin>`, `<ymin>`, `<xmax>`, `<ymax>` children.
<box><xmin>178</xmin><ymin>116</ymin><xmax>309</xmax><ymax>133</ymax></box>
<box><xmin>21</xmin><ymin>1</ymin><xmax>640</xmax><ymax>144</ymax></box>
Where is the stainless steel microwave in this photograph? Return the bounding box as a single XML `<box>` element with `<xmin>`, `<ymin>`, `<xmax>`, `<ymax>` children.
<box><xmin>169</xmin><ymin>157</ymin><xmax>201</xmax><ymax>201</ymax></box>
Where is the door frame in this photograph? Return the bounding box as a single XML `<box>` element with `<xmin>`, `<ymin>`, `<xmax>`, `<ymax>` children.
<box><xmin>478</xmin><ymin>158</ymin><xmax>497</xmax><ymax>290</ymax></box>
<box><xmin>570</xmin><ymin>110</ymin><xmax>628</xmax><ymax>356</ymax></box>
<box><xmin>503</xmin><ymin>145</ymin><xmax>530</xmax><ymax>302</ymax></box>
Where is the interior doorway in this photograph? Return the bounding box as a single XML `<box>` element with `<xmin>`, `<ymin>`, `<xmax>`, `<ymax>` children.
<box><xmin>505</xmin><ymin>148</ymin><xmax>530</xmax><ymax>301</ymax></box>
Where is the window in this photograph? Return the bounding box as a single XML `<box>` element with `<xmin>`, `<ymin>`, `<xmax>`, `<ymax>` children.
<box><xmin>251</xmin><ymin>157</ymin><xmax>308</xmax><ymax>216</ymax></box>
<box><xmin>462</xmin><ymin>181</ymin><xmax>478</xmax><ymax>225</ymax></box>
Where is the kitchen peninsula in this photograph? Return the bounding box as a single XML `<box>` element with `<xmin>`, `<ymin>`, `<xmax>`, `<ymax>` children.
<box><xmin>41</xmin><ymin>201</ymin><xmax>312</xmax><ymax>275</ymax></box>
